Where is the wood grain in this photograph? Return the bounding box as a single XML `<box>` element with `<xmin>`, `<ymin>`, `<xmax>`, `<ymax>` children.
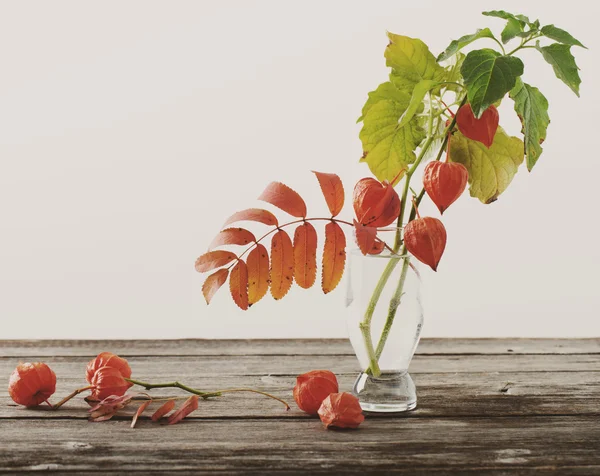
<box><xmin>1</xmin><ymin>338</ymin><xmax>598</xmax><ymax>474</ymax></box>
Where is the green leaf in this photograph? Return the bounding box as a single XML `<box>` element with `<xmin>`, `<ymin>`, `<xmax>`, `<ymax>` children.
<box><xmin>461</xmin><ymin>49</ymin><xmax>524</xmax><ymax>118</ymax></box>
<box><xmin>357</xmin><ymin>81</ymin><xmax>411</xmax><ymax>123</ymax></box>
<box><xmin>483</xmin><ymin>10</ymin><xmax>530</xmax><ymax>26</ymax></box>
<box><xmin>397</xmin><ymin>79</ymin><xmax>438</xmax><ymax>128</ymax></box>
<box><xmin>541</xmin><ymin>25</ymin><xmax>586</xmax><ymax>48</ymax></box>
<box><xmin>536</xmin><ymin>43</ymin><xmax>581</xmax><ymax>96</ymax></box>
<box><xmin>449</xmin><ymin>127</ymin><xmax>524</xmax><ymax>204</ymax></box>
<box><xmin>437</xmin><ymin>28</ymin><xmax>495</xmax><ymax>62</ymax></box>
<box><xmin>359</xmin><ymin>82</ymin><xmax>426</xmax><ymax>182</ymax></box>
<box><xmin>501</xmin><ymin>18</ymin><xmax>523</xmax><ymax>44</ymax></box>
<box><xmin>385</xmin><ymin>33</ymin><xmax>444</xmax><ymax>91</ymax></box>
<box><xmin>509</xmin><ymin>78</ymin><xmax>550</xmax><ymax>171</ymax></box>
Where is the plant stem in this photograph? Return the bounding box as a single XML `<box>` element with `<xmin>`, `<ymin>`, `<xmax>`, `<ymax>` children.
<box><xmin>52</xmin><ymin>385</ymin><xmax>95</xmax><ymax>410</ymax></box>
<box><xmin>362</xmin><ymin>94</ymin><xmax>467</xmax><ymax>376</ymax></box>
<box><xmin>125</xmin><ymin>378</ymin><xmax>290</xmax><ymax>410</ymax></box>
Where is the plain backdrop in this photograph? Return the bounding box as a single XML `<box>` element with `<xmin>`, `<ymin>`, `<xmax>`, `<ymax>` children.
<box><xmin>1</xmin><ymin>0</ymin><xmax>598</xmax><ymax>339</ymax></box>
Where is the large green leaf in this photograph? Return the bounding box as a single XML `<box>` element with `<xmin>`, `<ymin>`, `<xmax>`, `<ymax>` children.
<box><xmin>437</xmin><ymin>28</ymin><xmax>495</xmax><ymax>62</ymax></box>
<box><xmin>385</xmin><ymin>33</ymin><xmax>444</xmax><ymax>91</ymax></box>
<box><xmin>509</xmin><ymin>78</ymin><xmax>550</xmax><ymax>171</ymax></box>
<box><xmin>541</xmin><ymin>25</ymin><xmax>586</xmax><ymax>48</ymax></box>
<box><xmin>449</xmin><ymin>127</ymin><xmax>524</xmax><ymax>204</ymax></box>
<box><xmin>357</xmin><ymin>81</ymin><xmax>411</xmax><ymax>123</ymax></box>
<box><xmin>536</xmin><ymin>43</ymin><xmax>581</xmax><ymax>96</ymax></box>
<box><xmin>501</xmin><ymin>18</ymin><xmax>523</xmax><ymax>44</ymax></box>
<box><xmin>461</xmin><ymin>49</ymin><xmax>524</xmax><ymax>118</ymax></box>
<box><xmin>359</xmin><ymin>82</ymin><xmax>426</xmax><ymax>183</ymax></box>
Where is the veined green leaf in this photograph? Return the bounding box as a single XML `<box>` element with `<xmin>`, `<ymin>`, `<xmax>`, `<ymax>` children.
<box><xmin>358</xmin><ymin>81</ymin><xmax>411</xmax><ymax>123</ymax></box>
<box><xmin>536</xmin><ymin>43</ymin><xmax>581</xmax><ymax>96</ymax></box>
<box><xmin>397</xmin><ymin>79</ymin><xmax>438</xmax><ymax>128</ymax></box>
<box><xmin>509</xmin><ymin>78</ymin><xmax>550</xmax><ymax>171</ymax></box>
<box><xmin>449</xmin><ymin>127</ymin><xmax>524</xmax><ymax>204</ymax></box>
<box><xmin>359</xmin><ymin>82</ymin><xmax>426</xmax><ymax>182</ymax></box>
<box><xmin>461</xmin><ymin>49</ymin><xmax>524</xmax><ymax>118</ymax></box>
<box><xmin>541</xmin><ymin>25</ymin><xmax>586</xmax><ymax>48</ymax></box>
<box><xmin>385</xmin><ymin>33</ymin><xmax>444</xmax><ymax>91</ymax></box>
<box><xmin>501</xmin><ymin>18</ymin><xmax>523</xmax><ymax>44</ymax></box>
<box><xmin>437</xmin><ymin>28</ymin><xmax>495</xmax><ymax>62</ymax></box>
<box><xmin>482</xmin><ymin>10</ymin><xmax>530</xmax><ymax>26</ymax></box>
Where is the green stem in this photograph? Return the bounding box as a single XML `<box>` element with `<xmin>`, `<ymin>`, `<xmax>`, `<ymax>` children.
<box><xmin>125</xmin><ymin>378</ymin><xmax>290</xmax><ymax>410</ymax></box>
<box><xmin>363</xmin><ymin>94</ymin><xmax>467</xmax><ymax>376</ymax></box>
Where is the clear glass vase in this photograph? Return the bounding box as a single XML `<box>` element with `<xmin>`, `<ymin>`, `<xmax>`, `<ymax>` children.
<box><xmin>345</xmin><ymin>227</ymin><xmax>423</xmax><ymax>412</ymax></box>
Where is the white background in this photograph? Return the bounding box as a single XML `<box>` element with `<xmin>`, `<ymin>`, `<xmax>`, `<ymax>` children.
<box><xmin>1</xmin><ymin>0</ymin><xmax>598</xmax><ymax>339</ymax></box>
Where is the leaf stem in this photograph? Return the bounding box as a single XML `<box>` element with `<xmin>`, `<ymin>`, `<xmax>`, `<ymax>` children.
<box><xmin>52</xmin><ymin>385</ymin><xmax>95</xmax><ymax>410</ymax></box>
<box><xmin>125</xmin><ymin>378</ymin><xmax>290</xmax><ymax>411</ymax></box>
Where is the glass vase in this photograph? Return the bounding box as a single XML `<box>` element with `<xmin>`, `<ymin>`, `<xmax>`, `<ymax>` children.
<box><xmin>345</xmin><ymin>227</ymin><xmax>423</xmax><ymax>412</ymax></box>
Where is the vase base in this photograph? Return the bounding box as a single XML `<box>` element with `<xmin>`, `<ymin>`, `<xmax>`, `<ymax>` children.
<box><xmin>352</xmin><ymin>371</ymin><xmax>417</xmax><ymax>413</ymax></box>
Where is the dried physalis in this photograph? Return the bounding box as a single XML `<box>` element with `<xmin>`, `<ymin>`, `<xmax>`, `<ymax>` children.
<box><xmin>86</xmin><ymin>352</ymin><xmax>132</xmax><ymax>384</ymax></box>
<box><xmin>90</xmin><ymin>366</ymin><xmax>133</xmax><ymax>401</ymax></box>
<box><xmin>456</xmin><ymin>103</ymin><xmax>499</xmax><ymax>148</ymax></box>
<box><xmin>403</xmin><ymin>217</ymin><xmax>447</xmax><ymax>271</ymax></box>
<box><xmin>423</xmin><ymin>161</ymin><xmax>468</xmax><ymax>214</ymax></box>
<box><xmin>353</xmin><ymin>178</ymin><xmax>400</xmax><ymax>227</ymax></box>
<box><xmin>293</xmin><ymin>370</ymin><xmax>339</xmax><ymax>415</ymax></box>
<box><xmin>8</xmin><ymin>362</ymin><xmax>57</xmax><ymax>407</ymax></box>
<box><xmin>317</xmin><ymin>392</ymin><xmax>364</xmax><ymax>429</ymax></box>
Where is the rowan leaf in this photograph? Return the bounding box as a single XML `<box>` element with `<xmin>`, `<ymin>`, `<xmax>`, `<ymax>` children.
<box><xmin>223</xmin><ymin>208</ymin><xmax>278</xmax><ymax>227</ymax></box>
<box><xmin>437</xmin><ymin>28</ymin><xmax>495</xmax><ymax>62</ymax></box>
<box><xmin>312</xmin><ymin>171</ymin><xmax>344</xmax><ymax>217</ymax></box>
<box><xmin>509</xmin><ymin>78</ymin><xmax>550</xmax><ymax>171</ymax></box>
<box><xmin>449</xmin><ymin>127</ymin><xmax>524</xmax><ymax>204</ymax></box>
<box><xmin>195</xmin><ymin>250</ymin><xmax>237</xmax><ymax>273</ymax></box>
<box><xmin>167</xmin><ymin>395</ymin><xmax>198</xmax><ymax>425</ymax></box>
<box><xmin>270</xmin><ymin>229</ymin><xmax>294</xmax><ymax>300</ymax></box>
<box><xmin>322</xmin><ymin>222</ymin><xmax>346</xmax><ymax>294</ymax></box>
<box><xmin>258</xmin><ymin>182</ymin><xmax>307</xmax><ymax>218</ymax></box>
<box><xmin>209</xmin><ymin>228</ymin><xmax>256</xmax><ymax>249</ymax></box>
<box><xmin>131</xmin><ymin>400</ymin><xmax>151</xmax><ymax>429</ymax></box>
<box><xmin>353</xmin><ymin>220</ymin><xmax>377</xmax><ymax>256</ymax></box>
<box><xmin>359</xmin><ymin>82</ymin><xmax>426</xmax><ymax>183</ymax></box>
<box><xmin>536</xmin><ymin>43</ymin><xmax>581</xmax><ymax>96</ymax></box>
<box><xmin>293</xmin><ymin>222</ymin><xmax>317</xmax><ymax>289</ymax></box>
<box><xmin>385</xmin><ymin>33</ymin><xmax>445</xmax><ymax>91</ymax></box>
<box><xmin>461</xmin><ymin>49</ymin><xmax>524</xmax><ymax>118</ymax></box>
<box><xmin>202</xmin><ymin>268</ymin><xmax>229</xmax><ymax>304</ymax></box>
<box><xmin>540</xmin><ymin>25</ymin><xmax>586</xmax><ymax>48</ymax></box>
<box><xmin>247</xmin><ymin>244</ymin><xmax>269</xmax><ymax>305</ymax></box>
<box><xmin>229</xmin><ymin>260</ymin><xmax>249</xmax><ymax>310</ymax></box>
<box><xmin>151</xmin><ymin>400</ymin><xmax>175</xmax><ymax>421</ymax></box>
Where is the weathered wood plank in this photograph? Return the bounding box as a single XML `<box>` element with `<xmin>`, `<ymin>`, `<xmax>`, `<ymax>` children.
<box><xmin>1</xmin><ymin>354</ymin><xmax>597</xmax><ymax>380</ymax></box>
<box><xmin>0</xmin><ymin>338</ymin><xmax>597</xmax><ymax>357</ymax></box>
<box><xmin>1</xmin><ymin>417</ymin><xmax>598</xmax><ymax>473</ymax></box>
<box><xmin>2</xmin><ymin>371</ymin><xmax>598</xmax><ymax>420</ymax></box>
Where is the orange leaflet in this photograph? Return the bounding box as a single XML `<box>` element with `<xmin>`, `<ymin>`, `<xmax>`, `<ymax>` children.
<box><xmin>293</xmin><ymin>222</ymin><xmax>317</xmax><ymax>289</ymax></box>
<box><xmin>229</xmin><ymin>260</ymin><xmax>249</xmax><ymax>310</ymax></box>
<box><xmin>195</xmin><ymin>250</ymin><xmax>237</xmax><ymax>273</ymax></box>
<box><xmin>353</xmin><ymin>219</ymin><xmax>376</xmax><ymax>256</ymax></box>
<box><xmin>209</xmin><ymin>228</ymin><xmax>256</xmax><ymax>249</ymax></box>
<box><xmin>258</xmin><ymin>182</ymin><xmax>307</xmax><ymax>218</ymax></box>
<box><xmin>270</xmin><ymin>229</ymin><xmax>294</xmax><ymax>299</ymax></box>
<box><xmin>322</xmin><ymin>222</ymin><xmax>346</xmax><ymax>294</ymax></box>
<box><xmin>151</xmin><ymin>400</ymin><xmax>176</xmax><ymax>421</ymax></box>
<box><xmin>223</xmin><ymin>208</ymin><xmax>278</xmax><ymax>227</ymax></box>
<box><xmin>312</xmin><ymin>171</ymin><xmax>344</xmax><ymax>217</ymax></box>
<box><xmin>167</xmin><ymin>395</ymin><xmax>199</xmax><ymax>425</ymax></box>
<box><xmin>202</xmin><ymin>269</ymin><xmax>229</xmax><ymax>304</ymax></box>
<box><xmin>131</xmin><ymin>400</ymin><xmax>151</xmax><ymax>429</ymax></box>
<box><xmin>247</xmin><ymin>244</ymin><xmax>269</xmax><ymax>305</ymax></box>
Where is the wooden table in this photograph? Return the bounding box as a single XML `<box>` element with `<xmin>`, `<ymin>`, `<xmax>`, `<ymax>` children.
<box><xmin>1</xmin><ymin>339</ymin><xmax>599</xmax><ymax>474</ymax></box>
